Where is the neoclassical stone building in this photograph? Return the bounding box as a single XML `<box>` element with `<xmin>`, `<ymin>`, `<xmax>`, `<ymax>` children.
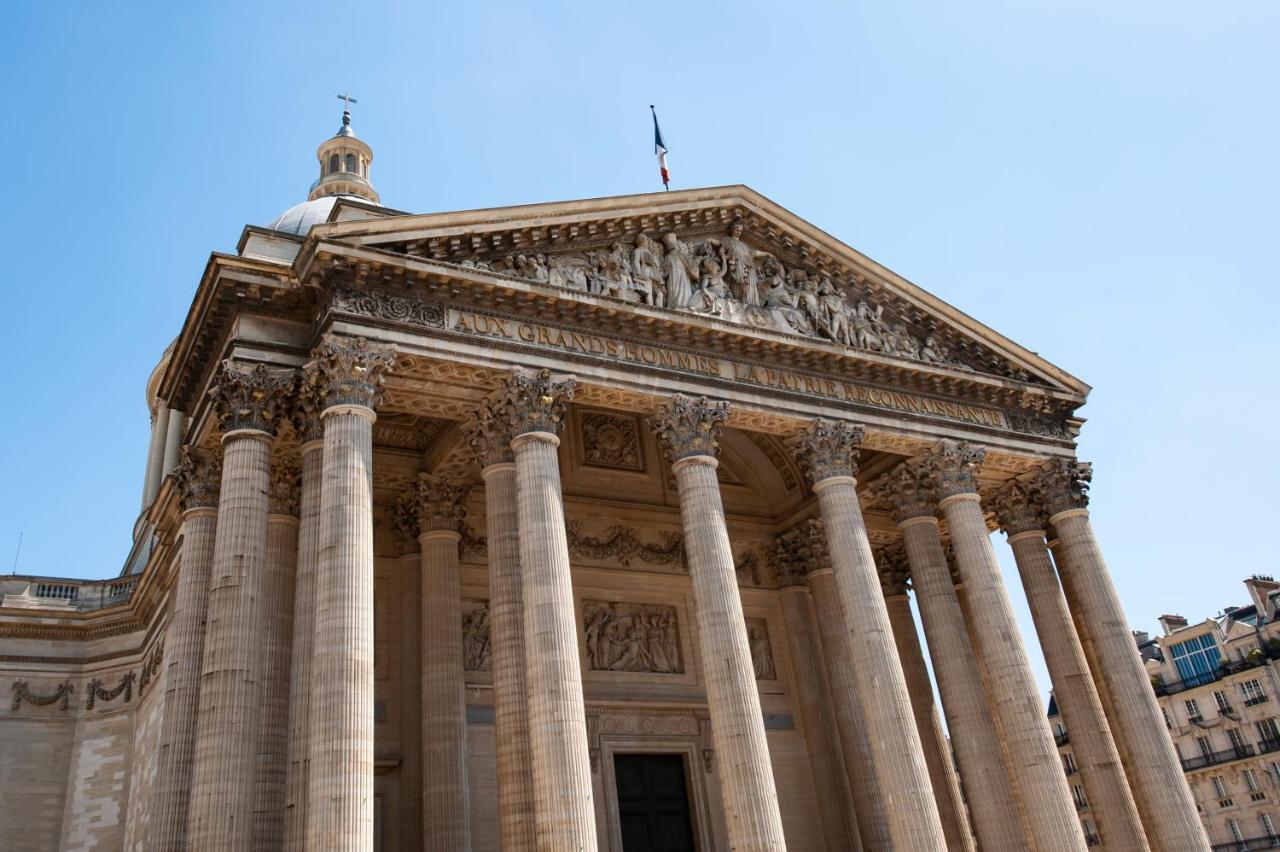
<box><xmin>0</xmin><ymin>111</ymin><xmax>1211</xmax><ymax>851</ymax></box>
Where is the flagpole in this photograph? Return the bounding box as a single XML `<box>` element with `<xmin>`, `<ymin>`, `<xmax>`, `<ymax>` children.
<box><xmin>650</xmin><ymin>105</ymin><xmax>670</xmax><ymax>191</ymax></box>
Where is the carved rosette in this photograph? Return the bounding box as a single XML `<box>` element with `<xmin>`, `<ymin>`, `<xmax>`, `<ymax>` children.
<box><xmin>989</xmin><ymin>480</ymin><xmax>1046</xmax><ymax>535</ymax></box>
<box><xmin>414</xmin><ymin>474</ymin><xmax>471</xmax><ymax>534</ymax></box>
<box><xmin>769</xmin><ymin>526</ymin><xmax>809</xmax><ymax>588</ymax></box>
<box><xmin>392</xmin><ymin>489</ymin><xmax>422</xmax><ymax>555</ymax></box>
<box><xmin>1032</xmin><ymin>458</ymin><xmax>1092</xmax><ymax>517</ymax></box>
<box><xmin>876</xmin><ymin>545</ymin><xmax>911</xmax><ymax>596</ymax></box>
<box><xmin>174</xmin><ymin>447</ymin><xmax>222</xmax><ymax>511</ymax></box>
<box><xmin>208</xmin><ymin>360</ymin><xmax>296</xmax><ymax>436</ymax></box>
<box><xmin>873</xmin><ymin>462</ymin><xmax>937</xmax><ymax>522</ymax></box>
<box><xmin>498</xmin><ymin>367</ymin><xmax>577</xmax><ymax>438</ymax></box>
<box><xmin>788</xmin><ymin>418</ymin><xmax>866</xmax><ymax>483</ymax></box>
<box><xmin>649</xmin><ymin>394</ymin><xmax>730</xmax><ymax>462</ymax></box>
<box><xmin>466</xmin><ymin>392</ymin><xmax>516</xmax><ymax>467</ymax></box>
<box><xmin>269</xmin><ymin>459</ymin><xmax>301</xmax><ymax>516</ymax></box>
<box><xmin>923</xmin><ymin>439</ymin><xmax>986</xmax><ymax>499</ymax></box>
<box><xmin>304</xmin><ymin>335</ymin><xmax>396</xmax><ymax>412</ymax></box>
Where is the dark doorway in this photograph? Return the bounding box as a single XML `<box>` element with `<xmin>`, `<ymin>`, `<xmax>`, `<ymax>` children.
<box><xmin>615</xmin><ymin>753</ymin><xmax>696</xmax><ymax>852</ymax></box>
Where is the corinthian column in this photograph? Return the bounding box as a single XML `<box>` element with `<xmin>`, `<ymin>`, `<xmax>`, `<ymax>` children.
<box><xmin>1034</xmin><ymin>460</ymin><xmax>1209</xmax><ymax>851</ymax></box>
<box><xmin>188</xmin><ymin>361</ymin><xmax>295</xmax><ymax>851</ymax></box>
<box><xmin>152</xmin><ymin>448</ymin><xmax>221</xmax><ymax>852</ymax></box>
<box><xmin>788</xmin><ymin>419</ymin><xmax>946</xmax><ymax>850</ymax></box>
<box><xmin>799</xmin><ymin>521</ymin><xmax>891</xmax><ymax>851</ymax></box>
<box><xmin>414</xmin><ymin>474</ymin><xmax>472</xmax><ymax>850</ymax></box>
<box><xmin>501</xmin><ymin>368</ymin><xmax>597</xmax><ymax>850</ymax></box>
<box><xmin>467</xmin><ymin>401</ymin><xmax>536</xmax><ymax>851</ymax></box>
<box><xmin>874</xmin><ymin>463</ymin><xmax>1024</xmax><ymax>852</ymax></box>
<box><xmin>651</xmin><ymin>396</ymin><xmax>786</xmax><ymax>851</ymax></box>
<box><xmin>924</xmin><ymin>441</ymin><xmax>1085</xmax><ymax>850</ymax></box>
<box><xmin>771</xmin><ymin>530</ymin><xmax>861</xmax><ymax>852</ymax></box>
<box><xmin>304</xmin><ymin>336</ymin><xmax>395</xmax><ymax>852</ymax></box>
<box><xmin>254</xmin><ymin>459</ymin><xmax>300</xmax><ymax>849</ymax></box>
<box><xmin>876</xmin><ymin>547</ymin><xmax>976</xmax><ymax>852</ymax></box>
<box><xmin>990</xmin><ymin>480</ymin><xmax>1148</xmax><ymax>851</ymax></box>
<box><xmin>392</xmin><ymin>492</ymin><xmax>424</xmax><ymax>852</ymax></box>
<box><xmin>284</xmin><ymin>393</ymin><xmax>324</xmax><ymax>852</ymax></box>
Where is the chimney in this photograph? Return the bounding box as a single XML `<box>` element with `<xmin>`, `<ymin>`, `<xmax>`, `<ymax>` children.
<box><xmin>1245</xmin><ymin>575</ymin><xmax>1280</xmax><ymax>621</ymax></box>
<box><xmin>1159</xmin><ymin>614</ymin><xmax>1189</xmax><ymax>635</ymax></box>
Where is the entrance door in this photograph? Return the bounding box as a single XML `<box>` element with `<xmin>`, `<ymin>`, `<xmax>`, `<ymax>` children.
<box><xmin>615</xmin><ymin>753</ymin><xmax>696</xmax><ymax>852</ymax></box>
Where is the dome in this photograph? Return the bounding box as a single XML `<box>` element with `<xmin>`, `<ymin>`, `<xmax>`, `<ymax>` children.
<box><xmin>266</xmin><ymin>194</ymin><xmax>365</xmax><ymax>236</ymax></box>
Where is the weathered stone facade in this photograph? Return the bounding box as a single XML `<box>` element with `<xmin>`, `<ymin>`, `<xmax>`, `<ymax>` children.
<box><xmin>0</xmin><ymin>112</ymin><xmax>1208</xmax><ymax>851</ymax></box>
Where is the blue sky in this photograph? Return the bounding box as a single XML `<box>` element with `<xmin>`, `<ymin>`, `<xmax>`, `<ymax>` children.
<box><xmin>2</xmin><ymin>1</ymin><xmax>1277</xmax><ymax>700</ymax></box>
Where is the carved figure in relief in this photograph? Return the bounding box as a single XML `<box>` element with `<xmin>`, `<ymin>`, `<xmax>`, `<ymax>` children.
<box><xmin>632</xmin><ymin>233</ymin><xmax>666</xmax><ymax>307</ymax></box>
<box><xmin>515</xmin><ymin>253</ymin><xmax>549</xmax><ymax>284</ymax></box>
<box><xmin>462</xmin><ymin>602</ymin><xmax>492</xmax><ymax>671</ymax></box>
<box><xmin>817</xmin><ymin>277</ymin><xmax>852</xmax><ymax>344</ymax></box>
<box><xmin>594</xmin><ymin>241</ymin><xmax>636</xmax><ymax>300</ymax></box>
<box><xmin>852</xmin><ymin>300</ymin><xmax>885</xmax><ymax>350</ymax></box>
<box><xmin>548</xmin><ymin>254</ymin><xmax>592</xmax><ymax>292</ymax></box>
<box><xmin>583</xmin><ymin>601</ymin><xmax>682</xmax><ymax>674</ymax></box>
<box><xmin>919</xmin><ymin>334</ymin><xmax>949</xmax><ymax>365</ymax></box>
<box><xmin>711</xmin><ymin>218</ymin><xmax>769</xmax><ymax>307</ymax></box>
<box><xmin>749</xmin><ymin>623</ymin><xmax>776</xmax><ymax>680</ymax></box>
<box><xmin>661</xmin><ymin>232</ymin><xmax>698</xmax><ymax>308</ymax></box>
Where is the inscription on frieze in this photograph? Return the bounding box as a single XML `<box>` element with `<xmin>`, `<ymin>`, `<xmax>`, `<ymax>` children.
<box><xmin>583</xmin><ymin>601</ymin><xmax>683</xmax><ymax>674</ymax></box>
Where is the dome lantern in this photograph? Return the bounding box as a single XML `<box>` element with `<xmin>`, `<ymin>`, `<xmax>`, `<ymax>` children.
<box><xmin>308</xmin><ymin>94</ymin><xmax>379</xmax><ymax>204</ymax></box>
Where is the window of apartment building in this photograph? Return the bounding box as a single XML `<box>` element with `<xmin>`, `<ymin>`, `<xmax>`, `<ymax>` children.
<box><xmin>1072</xmin><ymin>784</ymin><xmax>1088</xmax><ymax>810</ymax></box>
<box><xmin>1262</xmin><ymin>812</ymin><xmax>1277</xmax><ymax>840</ymax></box>
<box><xmin>1186</xmin><ymin>698</ymin><xmax>1204</xmax><ymax>722</ymax></box>
<box><xmin>1245</xmin><ymin>768</ymin><xmax>1260</xmax><ymax>792</ymax></box>
<box><xmin>1197</xmin><ymin>736</ymin><xmax>1214</xmax><ymax>758</ymax></box>
<box><xmin>1170</xmin><ymin>633</ymin><xmax>1222</xmax><ymax>685</ymax></box>
<box><xmin>1229</xmin><ymin>818</ymin><xmax>1244</xmax><ymax>842</ymax></box>
<box><xmin>1229</xmin><ymin>728</ymin><xmax>1249</xmax><ymax>753</ymax></box>
<box><xmin>1054</xmin><ymin>721</ymin><xmax>1066</xmax><ymax>738</ymax></box>
<box><xmin>1215</xmin><ymin>690</ymin><xmax>1234</xmax><ymax>713</ymax></box>
<box><xmin>1258</xmin><ymin>718</ymin><xmax>1280</xmax><ymax>748</ymax></box>
<box><xmin>1243</xmin><ymin>678</ymin><xmax>1270</xmax><ymax>706</ymax></box>
<box><xmin>1162</xmin><ymin>706</ymin><xmax>1173</xmax><ymax>729</ymax></box>
<box><xmin>1062</xmin><ymin>752</ymin><xmax>1078</xmax><ymax>775</ymax></box>
<box><xmin>1213</xmin><ymin>776</ymin><xmax>1229</xmax><ymax>798</ymax></box>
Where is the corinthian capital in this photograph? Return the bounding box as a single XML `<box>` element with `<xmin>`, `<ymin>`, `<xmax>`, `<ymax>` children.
<box><xmin>923</xmin><ymin>439</ymin><xmax>986</xmax><ymax>499</ymax></box>
<box><xmin>769</xmin><ymin>526</ymin><xmax>810</xmax><ymax>588</ymax></box>
<box><xmin>304</xmin><ymin>335</ymin><xmax>396</xmax><ymax>412</ymax></box>
<box><xmin>174</xmin><ymin>447</ymin><xmax>221</xmax><ymax>511</ymax></box>
<box><xmin>797</xmin><ymin>518</ymin><xmax>832</xmax><ymax>575</ymax></box>
<box><xmin>292</xmin><ymin>379</ymin><xmax>325</xmax><ymax>444</ymax></box>
<box><xmin>466</xmin><ymin>392</ymin><xmax>517</xmax><ymax>467</ymax></box>
<box><xmin>392</xmin><ymin>488</ymin><xmax>422</xmax><ymax>554</ymax></box>
<box><xmin>876</xmin><ymin>545</ymin><xmax>911</xmax><ymax>597</ymax></box>
<box><xmin>498</xmin><ymin>367</ymin><xmax>577</xmax><ymax>438</ymax></box>
<box><xmin>989</xmin><ymin>480</ymin><xmax>1045</xmax><ymax>535</ymax></box>
<box><xmin>1032</xmin><ymin>458</ymin><xmax>1092</xmax><ymax>517</ymax></box>
<box><xmin>414</xmin><ymin>474</ymin><xmax>471</xmax><ymax>534</ymax></box>
<box><xmin>787</xmin><ymin>418</ymin><xmax>865</xmax><ymax>483</ymax></box>
<box><xmin>872</xmin><ymin>462</ymin><xmax>937</xmax><ymax>522</ymax></box>
<box><xmin>649</xmin><ymin>394</ymin><xmax>730</xmax><ymax>462</ymax></box>
<box><xmin>269</xmin><ymin>459</ymin><xmax>300</xmax><ymax>516</ymax></box>
<box><xmin>208</xmin><ymin>360</ymin><xmax>296</xmax><ymax>436</ymax></box>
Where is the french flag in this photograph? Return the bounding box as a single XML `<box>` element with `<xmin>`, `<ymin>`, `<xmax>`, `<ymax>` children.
<box><xmin>651</xmin><ymin>105</ymin><xmax>669</xmax><ymax>189</ymax></box>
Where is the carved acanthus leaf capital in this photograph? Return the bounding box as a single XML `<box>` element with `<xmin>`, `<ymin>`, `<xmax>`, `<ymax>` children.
<box><xmin>797</xmin><ymin>518</ymin><xmax>832</xmax><ymax>575</ymax></box>
<box><xmin>292</xmin><ymin>376</ymin><xmax>325</xmax><ymax>444</ymax></box>
<box><xmin>269</xmin><ymin>459</ymin><xmax>301</xmax><ymax>516</ymax></box>
<box><xmin>769</xmin><ymin>526</ymin><xmax>810</xmax><ymax>588</ymax></box>
<box><xmin>392</xmin><ymin>489</ymin><xmax>422</xmax><ymax>553</ymax></box>
<box><xmin>876</xmin><ymin>545</ymin><xmax>912</xmax><ymax>596</ymax></box>
<box><xmin>174</xmin><ymin>447</ymin><xmax>222</xmax><ymax>510</ymax></box>
<box><xmin>208</xmin><ymin>360</ymin><xmax>296</xmax><ymax>436</ymax></box>
<box><xmin>649</xmin><ymin>394</ymin><xmax>730</xmax><ymax>462</ymax></box>
<box><xmin>414</xmin><ymin>474</ymin><xmax>471</xmax><ymax>534</ymax></box>
<box><xmin>466</xmin><ymin>392</ymin><xmax>516</xmax><ymax>467</ymax></box>
<box><xmin>304</xmin><ymin>335</ymin><xmax>396</xmax><ymax>412</ymax></box>
<box><xmin>872</xmin><ymin>462</ymin><xmax>937</xmax><ymax>522</ymax></box>
<box><xmin>788</xmin><ymin>418</ymin><xmax>866</xmax><ymax>482</ymax></box>
<box><xmin>989</xmin><ymin>480</ymin><xmax>1046</xmax><ymax>535</ymax></box>
<box><xmin>498</xmin><ymin>367</ymin><xmax>577</xmax><ymax>437</ymax></box>
<box><xmin>923</xmin><ymin>439</ymin><xmax>986</xmax><ymax>499</ymax></box>
<box><xmin>1032</xmin><ymin>458</ymin><xmax>1092</xmax><ymax>517</ymax></box>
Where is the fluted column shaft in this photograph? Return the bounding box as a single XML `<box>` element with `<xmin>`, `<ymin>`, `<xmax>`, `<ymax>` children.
<box><xmin>671</xmin><ymin>455</ymin><xmax>785</xmax><ymax>850</ymax></box>
<box><xmin>483</xmin><ymin>462</ymin><xmax>536</xmax><ymax>851</ymax></box>
<box><xmin>899</xmin><ymin>517</ymin><xmax>1025</xmax><ymax>851</ymax></box>
<box><xmin>512</xmin><ymin>431</ymin><xmax>598</xmax><ymax>850</ymax></box>
<box><xmin>187</xmin><ymin>430</ymin><xmax>272</xmax><ymax>850</ymax></box>
<box><xmin>778</xmin><ymin>585</ymin><xmax>862</xmax><ymax>851</ymax></box>
<box><xmin>161</xmin><ymin>409</ymin><xmax>186</xmax><ymax>478</ymax></box>
<box><xmin>941</xmin><ymin>491</ymin><xmax>1085</xmax><ymax>849</ymax></box>
<box><xmin>883</xmin><ymin>588</ymin><xmax>976</xmax><ymax>852</ymax></box>
<box><xmin>306</xmin><ymin>405</ymin><xmax>377</xmax><ymax>851</ymax></box>
<box><xmin>254</xmin><ymin>506</ymin><xmax>299</xmax><ymax>849</ymax></box>
<box><xmin>808</xmin><ymin>568</ymin><xmax>892</xmax><ymax>850</ymax></box>
<box><xmin>142</xmin><ymin>405</ymin><xmax>171</xmax><ymax>509</ymax></box>
<box><xmin>1007</xmin><ymin>529</ymin><xmax>1148</xmax><ymax>850</ymax></box>
<box><xmin>813</xmin><ymin>475</ymin><xmax>946</xmax><ymax>849</ymax></box>
<box><xmin>152</xmin><ymin>505</ymin><xmax>218</xmax><ymax>851</ymax></box>
<box><xmin>1052</xmin><ymin>508</ymin><xmax>1208</xmax><ymax>851</ymax></box>
<box><xmin>398</xmin><ymin>547</ymin><xmax>424</xmax><ymax>852</ymax></box>
<box><xmin>420</xmin><ymin>528</ymin><xmax>471</xmax><ymax>850</ymax></box>
<box><xmin>284</xmin><ymin>440</ymin><xmax>324</xmax><ymax>851</ymax></box>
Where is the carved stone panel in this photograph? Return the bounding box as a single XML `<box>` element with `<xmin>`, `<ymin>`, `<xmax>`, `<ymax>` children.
<box><xmin>578</xmin><ymin>409</ymin><xmax>645</xmax><ymax>472</ymax></box>
<box><xmin>583</xmin><ymin>601</ymin><xmax>683</xmax><ymax>674</ymax></box>
<box><xmin>462</xmin><ymin>599</ymin><xmax>491</xmax><ymax>673</ymax></box>
<box><xmin>746</xmin><ymin>618</ymin><xmax>777</xmax><ymax>681</ymax></box>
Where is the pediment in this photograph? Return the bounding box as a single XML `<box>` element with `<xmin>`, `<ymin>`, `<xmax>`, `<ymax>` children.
<box><xmin>309</xmin><ymin>186</ymin><xmax>1087</xmax><ymax>399</ymax></box>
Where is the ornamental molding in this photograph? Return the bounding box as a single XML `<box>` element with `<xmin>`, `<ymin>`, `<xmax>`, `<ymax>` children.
<box><xmin>208</xmin><ymin>360</ymin><xmax>296</xmax><ymax>436</ymax></box>
<box><xmin>578</xmin><ymin>409</ymin><xmax>645</xmax><ymax>472</ymax></box>
<box><xmin>787</xmin><ymin>418</ymin><xmax>865</xmax><ymax>482</ymax></box>
<box><xmin>332</xmin><ymin>286</ymin><xmax>446</xmax><ymax>329</ymax></box>
<box><xmin>86</xmin><ymin>671</ymin><xmax>135</xmax><ymax>710</ymax></box>
<box><xmin>565</xmin><ymin>520</ymin><xmax>684</xmax><ymax>568</ymax></box>
<box><xmin>650</xmin><ymin>395</ymin><xmax>730</xmax><ymax>461</ymax></box>
<box><xmin>303</xmin><ymin>335</ymin><xmax>397</xmax><ymax>411</ymax></box>
<box><xmin>11</xmin><ymin>679</ymin><xmax>74</xmax><ymax>711</ymax></box>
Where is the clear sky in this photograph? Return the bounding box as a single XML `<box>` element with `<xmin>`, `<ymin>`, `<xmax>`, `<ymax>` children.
<box><xmin>2</xmin><ymin>1</ymin><xmax>1277</xmax><ymax>702</ymax></box>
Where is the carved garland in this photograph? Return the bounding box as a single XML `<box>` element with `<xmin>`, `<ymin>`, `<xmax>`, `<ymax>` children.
<box><xmin>86</xmin><ymin>671</ymin><xmax>136</xmax><ymax>710</ymax></box>
<box><xmin>11</xmin><ymin>680</ymin><xmax>74</xmax><ymax>711</ymax></box>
